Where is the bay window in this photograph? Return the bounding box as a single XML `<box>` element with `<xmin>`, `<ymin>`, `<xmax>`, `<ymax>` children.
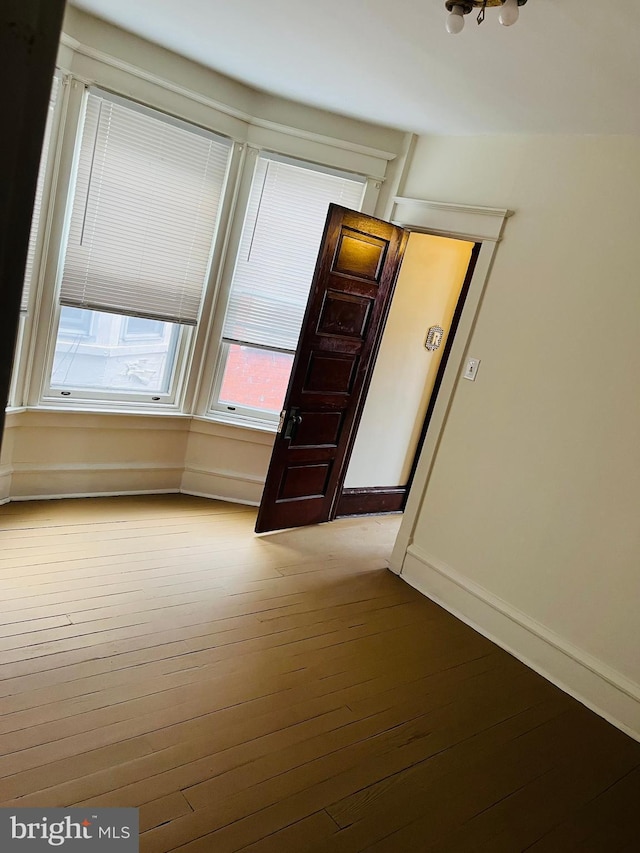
<box><xmin>14</xmin><ymin>61</ymin><xmax>385</xmax><ymax>424</ymax></box>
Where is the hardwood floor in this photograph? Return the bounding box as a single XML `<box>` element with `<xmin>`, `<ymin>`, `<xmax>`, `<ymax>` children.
<box><xmin>0</xmin><ymin>494</ymin><xmax>639</xmax><ymax>851</ymax></box>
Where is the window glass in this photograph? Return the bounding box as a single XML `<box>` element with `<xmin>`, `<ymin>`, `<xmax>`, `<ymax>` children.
<box><xmin>122</xmin><ymin>317</ymin><xmax>165</xmax><ymax>341</ymax></box>
<box><xmin>219</xmin><ymin>344</ymin><xmax>294</xmax><ymax>414</ymax></box>
<box><xmin>51</xmin><ymin>308</ymin><xmax>178</xmax><ymax>394</ymax></box>
<box><xmin>58</xmin><ymin>306</ymin><xmax>93</xmax><ymax>338</ymax></box>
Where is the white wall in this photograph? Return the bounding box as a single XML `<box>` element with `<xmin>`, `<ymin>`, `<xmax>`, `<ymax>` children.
<box><xmin>61</xmin><ymin>6</ymin><xmax>407</xmax><ymax>165</ymax></box>
<box><xmin>395</xmin><ymin>134</ymin><xmax>640</xmax><ymax>738</ymax></box>
<box><xmin>0</xmin><ymin>419</ymin><xmax>14</xmax><ymax>503</ymax></box>
<box><xmin>4</xmin><ymin>411</ymin><xmax>188</xmax><ymax>499</ymax></box>
<box><xmin>346</xmin><ymin>232</ymin><xmax>473</xmax><ymax>488</ymax></box>
<box><xmin>182</xmin><ymin>419</ymin><xmax>273</xmax><ymax>505</ymax></box>
<box><xmin>0</xmin><ymin>410</ymin><xmax>274</xmax><ymax>504</ymax></box>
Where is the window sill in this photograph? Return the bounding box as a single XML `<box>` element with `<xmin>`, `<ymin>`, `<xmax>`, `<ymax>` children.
<box><xmin>194</xmin><ymin>411</ymin><xmax>277</xmax><ymax>435</ymax></box>
<box><xmin>5</xmin><ymin>406</ymin><xmax>276</xmax><ymax>444</ymax></box>
<box><xmin>26</xmin><ymin>403</ymin><xmax>191</xmax><ymax>420</ymax></box>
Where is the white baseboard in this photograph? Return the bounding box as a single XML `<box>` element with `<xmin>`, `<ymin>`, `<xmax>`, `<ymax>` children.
<box><xmin>9</xmin><ymin>463</ymin><xmax>183</xmax><ymax>500</ymax></box>
<box><xmin>3</xmin><ymin>484</ymin><xmax>257</xmax><ymax>506</ymax></box>
<box><xmin>180</xmin><ymin>488</ymin><xmax>259</xmax><ymax>507</ymax></box>
<box><xmin>401</xmin><ymin>544</ymin><xmax>640</xmax><ymax>742</ymax></box>
<box><xmin>0</xmin><ymin>466</ymin><xmax>11</xmax><ymax>505</ymax></box>
<box><xmin>9</xmin><ymin>488</ymin><xmax>179</xmax><ymax>502</ymax></box>
<box><xmin>181</xmin><ymin>466</ymin><xmax>264</xmax><ymax>506</ymax></box>
<box><xmin>0</xmin><ymin>464</ymin><xmax>262</xmax><ymax>508</ymax></box>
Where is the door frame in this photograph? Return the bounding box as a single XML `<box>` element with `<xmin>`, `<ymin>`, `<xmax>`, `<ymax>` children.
<box><xmin>334</xmin><ymin>236</ymin><xmax>481</xmax><ymax>520</ymax></box>
<box><xmin>402</xmin><ymin>238</ymin><xmax>481</xmax><ymax>501</ymax></box>
<box><xmin>387</xmin><ymin>196</ymin><xmax>513</xmax><ymax>573</ymax></box>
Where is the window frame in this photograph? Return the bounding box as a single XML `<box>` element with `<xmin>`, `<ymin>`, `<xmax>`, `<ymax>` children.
<box><xmin>209</xmin><ymin>339</ymin><xmax>295</xmax><ymax>428</ymax></box>
<box><xmin>204</xmin><ymin>147</ymin><xmax>370</xmax><ymax>427</ymax></box>
<box><xmin>41</xmin><ymin>303</ymin><xmax>190</xmax><ymax>409</ymax></box>
<box><xmin>35</xmin><ymin>82</ymin><xmax>235</xmax><ymax>412</ymax></box>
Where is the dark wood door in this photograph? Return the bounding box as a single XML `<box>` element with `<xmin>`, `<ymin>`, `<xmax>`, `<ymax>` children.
<box><xmin>255</xmin><ymin>205</ymin><xmax>407</xmax><ymax>533</ymax></box>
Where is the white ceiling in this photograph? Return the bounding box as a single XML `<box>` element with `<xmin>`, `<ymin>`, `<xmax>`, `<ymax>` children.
<box><xmin>69</xmin><ymin>0</ymin><xmax>640</xmax><ymax>135</ymax></box>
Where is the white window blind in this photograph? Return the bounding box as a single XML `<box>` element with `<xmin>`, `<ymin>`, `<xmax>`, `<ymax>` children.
<box><xmin>60</xmin><ymin>89</ymin><xmax>232</xmax><ymax>325</ymax></box>
<box><xmin>21</xmin><ymin>73</ymin><xmax>60</xmax><ymax>313</ymax></box>
<box><xmin>222</xmin><ymin>153</ymin><xmax>365</xmax><ymax>352</ymax></box>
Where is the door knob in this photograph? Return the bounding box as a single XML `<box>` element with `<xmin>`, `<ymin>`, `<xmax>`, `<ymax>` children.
<box><xmin>283</xmin><ymin>407</ymin><xmax>303</xmax><ymax>440</ymax></box>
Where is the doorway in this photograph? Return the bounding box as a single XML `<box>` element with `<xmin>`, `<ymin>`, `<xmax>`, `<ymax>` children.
<box><xmin>336</xmin><ymin>231</ymin><xmax>477</xmax><ymax>517</ymax></box>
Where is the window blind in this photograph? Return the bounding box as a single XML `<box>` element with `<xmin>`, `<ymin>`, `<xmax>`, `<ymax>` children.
<box><xmin>59</xmin><ymin>89</ymin><xmax>232</xmax><ymax>325</ymax></box>
<box><xmin>21</xmin><ymin>73</ymin><xmax>60</xmax><ymax>313</ymax></box>
<box><xmin>222</xmin><ymin>154</ymin><xmax>365</xmax><ymax>352</ymax></box>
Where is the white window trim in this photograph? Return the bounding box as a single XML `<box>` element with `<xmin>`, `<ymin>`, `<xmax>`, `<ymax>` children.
<box><xmin>59</xmin><ymin>33</ymin><xmax>396</xmax><ymax>178</ymax></box>
<box><xmin>178</xmin><ymin>140</ymin><xmax>246</xmax><ymax>414</ymax></box>
<box><xmin>27</xmin><ymin>75</ymin><xmax>86</xmax><ymax>408</ymax></box>
<box><xmin>7</xmin><ymin>317</ymin><xmax>27</xmax><ymax>409</ymax></box>
<box><xmin>10</xmin><ymin>72</ymin><xmax>68</xmax><ymax>409</ymax></box>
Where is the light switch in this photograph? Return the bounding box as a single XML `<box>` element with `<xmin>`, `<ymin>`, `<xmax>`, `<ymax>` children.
<box><xmin>463</xmin><ymin>357</ymin><xmax>480</xmax><ymax>381</ymax></box>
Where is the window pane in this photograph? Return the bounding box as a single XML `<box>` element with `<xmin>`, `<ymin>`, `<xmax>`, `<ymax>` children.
<box><xmin>219</xmin><ymin>345</ymin><xmax>293</xmax><ymax>414</ymax></box>
<box><xmin>122</xmin><ymin>316</ymin><xmax>165</xmax><ymax>340</ymax></box>
<box><xmin>51</xmin><ymin>308</ymin><xmax>179</xmax><ymax>393</ymax></box>
<box><xmin>58</xmin><ymin>306</ymin><xmax>93</xmax><ymax>337</ymax></box>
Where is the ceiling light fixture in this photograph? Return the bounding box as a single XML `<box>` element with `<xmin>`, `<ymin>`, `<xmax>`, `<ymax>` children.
<box><xmin>445</xmin><ymin>0</ymin><xmax>527</xmax><ymax>34</ymax></box>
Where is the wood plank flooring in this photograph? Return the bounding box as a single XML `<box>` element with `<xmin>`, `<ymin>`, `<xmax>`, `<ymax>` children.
<box><xmin>0</xmin><ymin>494</ymin><xmax>639</xmax><ymax>851</ymax></box>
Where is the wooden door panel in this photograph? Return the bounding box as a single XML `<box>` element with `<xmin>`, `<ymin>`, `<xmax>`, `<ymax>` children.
<box><xmin>302</xmin><ymin>352</ymin><xmax>358</xmax><ymax>395</ymax></box>
<box><xmin>289</xmin><ymin>412</ymin><xmax>343</xmax><ymax>448</ymax></box>
<box><xmin>279</xmin><ymin>462</ymin><xmax>332</xmax><ymax>501</ymax></box>
<box><xmin>255</xmin><ymin>205</ymin><xmax>407</xmax><ymax>533</ymax></box>
<box><xmin>316</xmin><ymin>291</ymin><xmax>372</xmax><ymax>340</ymax></box>
<box><xmin>332</xmin><ymin>229</ymin><xmax>388</xmax><ymax>280</ymax></box>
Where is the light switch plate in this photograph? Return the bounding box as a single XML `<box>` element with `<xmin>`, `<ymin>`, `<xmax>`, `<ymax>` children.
<box><xmin>463</xmin><ymin>357</ymin><xmax>480</xmax><ymax>381</ymax></box>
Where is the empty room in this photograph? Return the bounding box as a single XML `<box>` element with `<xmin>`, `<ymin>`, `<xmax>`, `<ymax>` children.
<box><xmin>1</xmin><ymin>1</ymin><xmax>639</xmax><ymax>851</ymax></box>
